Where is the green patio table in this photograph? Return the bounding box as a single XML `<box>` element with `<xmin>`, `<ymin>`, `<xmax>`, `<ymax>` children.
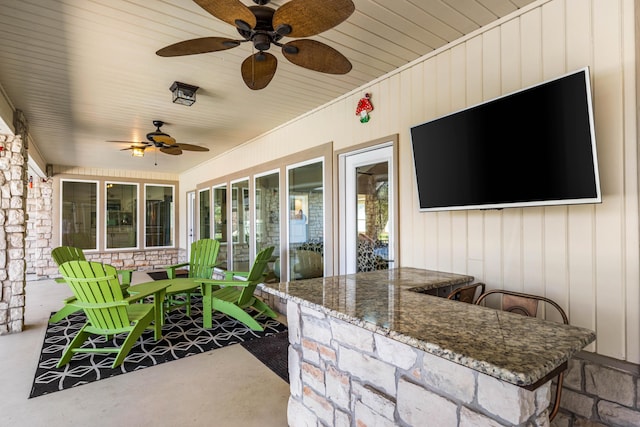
<box><xmin>128</xmin><ymin>278</ymin><xmax>202</xmax><ymax>324</ymax></box>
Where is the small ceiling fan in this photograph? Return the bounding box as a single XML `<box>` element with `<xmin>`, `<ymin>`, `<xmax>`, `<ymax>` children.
<box><xmin>108</xmin><ymin>120</ymin><xmax>210</xmax><ymax>156</ymax></box>
<box><xmin>156</xmin><ymin>0</ymin><xmax>355</xmax><ymax>90</ymax></box>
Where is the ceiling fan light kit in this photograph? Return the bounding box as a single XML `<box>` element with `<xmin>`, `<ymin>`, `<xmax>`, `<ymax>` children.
<box><xmin>157</xmin><ymin>0</ymin><xmax>355</xmax><ymax>90</ymax></box>
<box><xmin>170</xmin><ymin>81</ymin><xmax>199</xmax><ymax>106</ymax></box>
<box><xmin>131</xmin><ymin>146</ymin><xmax>145</xmax><ymax>157</ymax></box>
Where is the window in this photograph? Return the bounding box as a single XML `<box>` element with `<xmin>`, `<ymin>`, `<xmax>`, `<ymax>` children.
<box><xmin>61</xmin><ymin>180</ymin><xmax>98</xmax><ymax>250</ymax></box>
<box><xmin>199</xmin><ymin>188</ymin><xmax>210</xmax><ymax>239</ymax></box>
<box><xmin>145</xmin><ymin>184</ymin><xmax>174</xmax><ymax>248</ymax></box>
<box><xmin>105</xmin><ymin>182</ymin><xmax>138</xmax><ymax>249</ymax></box>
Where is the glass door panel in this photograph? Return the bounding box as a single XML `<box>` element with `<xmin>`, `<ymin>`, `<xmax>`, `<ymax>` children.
<box><xmin>213</xmin><ymin>185</ymin><xmax>227</xmax><ymax>268</ymax></box>
<box><xmin>231</xmin><ymin>179</ymin><xmax>250</xmax><ymax>271</ymax></box>
<box><xmin>343</xmin><ymin>145</ymin><xmax>394</xmax><ymax>274</ymax></box>
<box><xmin>288</xmin><ymin>161</ymin><xmax>323</xmax><ymax>281</ymax></box>
<box><xmin>199</xmin><ymin>188</ymin><xmax>211</xmax><ymax>239</ymax></box>
<box><xmin>355</xmin><ymin>161</ymin><xmax>390</xmax><ymax>272</ymax></box>
<box><xmin>255</xmin><ymin>171</ymin><xmax>280</xmax><ymax>280</ymax></box>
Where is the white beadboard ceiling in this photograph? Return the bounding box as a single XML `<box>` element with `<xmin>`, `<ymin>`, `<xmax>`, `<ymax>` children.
<box><xmin>0</xmin><ymin>0</ymin><xmax>534</xmax><ymax>174</ymax></box>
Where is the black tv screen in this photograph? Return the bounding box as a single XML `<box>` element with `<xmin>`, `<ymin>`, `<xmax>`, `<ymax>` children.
<box><xmin>410</xmin><ymin>67</ymin><xmax>601</xmax><ymax>212</ymax></box>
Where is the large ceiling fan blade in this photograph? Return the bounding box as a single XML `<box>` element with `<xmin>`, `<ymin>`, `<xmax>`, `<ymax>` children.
<box><xmin>194</xmin><ymin>0</ymin><xmax>256</xmax><ymax>30</ymax></box>
<box><xmin>156</xmin><ymin>37</ymin><xmax>240</xmax><ymax>57</ymax></box>
<box><xmin>160</xmin><ymin>146</ymin><xmax>183</xmax><ymax>156</ymax></box>
<box><xmin>177</xmin><ymin>143</ymin><xmax>210</xmax><ymax>152</ymax></box>
<box><xmin>273</xmin><ymin>0</ymin><xmax>354</xmax><ymax>38</ymax></box>
<box><xmin>283</xmin><ymin>40</ymin><xmax>352</xmax><ymax>74</ymax></box>
<box><xmin>241</xmin><ymin>52</ymin><xmax>277</xmax><ymax>90</ymax></box>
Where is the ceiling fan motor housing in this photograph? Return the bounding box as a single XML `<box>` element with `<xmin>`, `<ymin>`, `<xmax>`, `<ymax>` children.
<box><xmin>237</xmin><ymin>6</ymin><xmax>284</xmax><ymax>52</ymax></box>
<box><xmin>146</xmin><ymin>120</ymin><xmax>173</xmax><ymax>146</ymax></box>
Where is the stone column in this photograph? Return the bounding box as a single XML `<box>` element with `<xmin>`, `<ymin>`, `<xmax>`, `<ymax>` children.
<box><xmin>0</xmin><ymin>134</ymin><xmax>27</xmax><ymax>334</ymax></box>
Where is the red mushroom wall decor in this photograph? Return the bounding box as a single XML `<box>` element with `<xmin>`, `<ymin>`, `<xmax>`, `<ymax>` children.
<box><xmin>356</xmin><ymin>93</ymin><xmax>374</xmax><ymax>123</ymax></box>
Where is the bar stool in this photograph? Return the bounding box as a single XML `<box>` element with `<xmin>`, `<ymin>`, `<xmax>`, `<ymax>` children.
<box><xmin>475</xmin><ymin>289</ymin><xmax>569</xmax><ymax>421</ymax></box>
<box><xmin>447</xmin><ymin>282</ymin><xmax>486</xmax><ymax>304</ymax></box>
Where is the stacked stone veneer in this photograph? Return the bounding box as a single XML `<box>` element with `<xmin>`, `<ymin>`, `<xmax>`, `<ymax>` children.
<box><xmin>285</xmin><ymin>300</ymin><xmax>553</xmax><ymax>427</ymax></box>
<box><xmin>37</xmin><ymin>248</ymin><xmax>183</xmax><ymax>279</ymax></box>
<box><xmin>26</xmin><ymin>175</ymin><xmax>53</xmax><ymax>276</ymax></box>
<box><xmin>0</xmin><ymin>134</ymin><xmax>27</xmax><ymax>334</ymax></box>
<box><xmin>555</xmin><ymin>355</ymin><xmax>640</xmax><ymax>427</ymax></box>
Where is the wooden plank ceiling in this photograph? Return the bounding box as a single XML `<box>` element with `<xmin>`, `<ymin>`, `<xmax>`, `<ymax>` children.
<box><xmin>0</xmin><ymin>0</ymin><xmax>534</xmax><ymax>174</ymax></box>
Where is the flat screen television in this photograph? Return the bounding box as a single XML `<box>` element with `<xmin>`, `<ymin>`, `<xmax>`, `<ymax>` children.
<box><xmin>410</xmin><ymin>67</ymin><xmax>601</xmax><ymax>212</ymax></box>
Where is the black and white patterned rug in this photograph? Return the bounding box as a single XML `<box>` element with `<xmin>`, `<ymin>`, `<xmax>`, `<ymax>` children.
<box><xmin>30</xmin><ymin>298</ymin><xmax>287</xmax><ymax>398</ymax></box>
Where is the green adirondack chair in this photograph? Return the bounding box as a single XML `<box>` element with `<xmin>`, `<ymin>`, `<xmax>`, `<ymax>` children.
<box><xmin>49</xmin><ymin>246</ymin><xmax>133</xmax><ymax>323</ymax></box>
<box><xmin>199</xmin><ymin>246</ymin><xmax>277</xmax><ymax>331</ymax></box>
<box><xmin>163</xmin><ymin>238</ymin><xmax>220</xmax><ymax>315</ymax></box>
<box><xmin>57</xmin><ymin>260</ymin><xmax>169</xmax><ymax>368</ymax></box>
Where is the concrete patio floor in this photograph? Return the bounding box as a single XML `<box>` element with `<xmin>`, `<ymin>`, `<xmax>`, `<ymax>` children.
<box><xmin>0</xmin><ymin>272</ymin><xmax>289</xmax><ymax>427</ymax></box>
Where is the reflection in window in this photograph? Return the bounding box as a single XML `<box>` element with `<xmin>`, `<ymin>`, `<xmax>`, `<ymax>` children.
<box><xmin>213</xmin><ymin>185</ymin><xmax>227</xmax><ymax>267</ymax></box>
<box><xmin>288</xmin><ymin>161</ymin><xmax>323</xmax><ymax>280</ymax></box>
<box><xmin>106</xmin><ymin>182</ymin><xmax>138</xmax><ymax>249</ymax></box>
<box><xmin>62</xmin><ymin>180</ymin><xmax>98</xmax><ymax>250</ymax></box>
<box><xmin>255</xmin><ymin>172</ymin><xmax>280</xmax><ymax>279</ymax></box>
<box><xmin>145</xmin><ymin>185</ymin><xmax>174</xmax><ymax>247</ymax></box>
<box><xmin>231</xmin><ymin>179</ymin><xmax>250</xmax><ymax>271</ymax></box>
<box><xmin>356</xmin><ymin>161</ymin><xmax>390</xmax><ymax>271</ymax></box>
<box><xmin>199</xmin><ymin>188</ymin><xmax>210</xmax><ymax>239</ymax></box>
<box><xmin>255</xmin><ymin>172</ymin><xmax>279</xmax><ymax>255</ymax></box>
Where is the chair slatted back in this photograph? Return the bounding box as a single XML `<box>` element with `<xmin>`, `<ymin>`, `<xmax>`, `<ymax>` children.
<box><xmin>237</xmin><ymin>246</ymin><xmax>274</xmax><ymax>307</ymax></box>
<box><xmin>58</xmin><ymin>261</ymin><xmax>130</xmax><ymax>331</ymax></box>
<box><xmin>52</xmin><ymin>246</ymin><xmax>86</xmax><ymax>266</ymax></box>
<box><xmin>189</xmin><ymin>239</ymin><xmax>220</xmax><ymax>279</ymax></box>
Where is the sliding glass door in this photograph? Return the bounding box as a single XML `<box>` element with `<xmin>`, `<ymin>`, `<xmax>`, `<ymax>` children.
<box><xmin>287</xmin><ymin>160</ymin><xmax>324</xmax><ymax>281</ymax></box>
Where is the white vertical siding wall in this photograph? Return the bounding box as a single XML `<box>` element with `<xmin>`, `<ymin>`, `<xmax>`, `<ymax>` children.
<box><xmin>180</xmin><ymin>0</ymin><xmax>639</xmax><ymax>363</ymax></box>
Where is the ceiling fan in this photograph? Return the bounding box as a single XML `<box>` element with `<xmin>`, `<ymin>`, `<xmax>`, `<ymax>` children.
<box><xmin>109</xmin><ymin>120</ymin><xmax>210</xmax><ymax>156</ymax></box>
<box><xmin>156</xmin><ymin>0</ymin><xmax>355</xmax><ymax>90</ymax></box>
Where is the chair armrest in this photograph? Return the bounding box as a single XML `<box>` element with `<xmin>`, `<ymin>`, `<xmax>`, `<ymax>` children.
<box><xmin>221</xmin><ymin>270</ymin><xmax>249</xmax><ymax>280</ymax></box>
<box><xmin>117</xmin><ymin>269</ymin><xmax>134</xmax><ymax>286</ymax></box>
<box><xmin>71</xmin><ymin>300</ymin><xmax>129</xmax><ymax>309</ymax></box>
<box><xmin>166</xmin><ymin>262</ymin><xmax>189</xmax><ymax>270</ymax></box>
<box><xmin>125</xmin><ymin>283</ymin><xmax>170</xmax><ymax>303</ymax></box>
<box><xmin>198</xmin><ymin>278</ymin><xmax>251</xmax><ymax>288</ymax></box>
<box><xmin>55</xmin><ymin>277</ymin><xmax>66</xmax><ymax>283</ymax></box>
<box><xmin>165</xmin><ymin>263</ymin><xmax>189</xmax><ymax>279</ymax></box>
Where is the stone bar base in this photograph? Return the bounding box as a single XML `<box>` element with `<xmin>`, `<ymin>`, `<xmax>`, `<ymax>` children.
<box><xmin>286</xmin><ymin>300</ymin><xmax>552</xmax><ymax>427</ymax></box>
<box><xmin>36</xmin><ymin>248</ymin><xmax>184</xmax><ymax>280</ymax></box>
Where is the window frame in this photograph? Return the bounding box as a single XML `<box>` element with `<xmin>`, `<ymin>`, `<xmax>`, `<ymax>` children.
<box><xmin>144</xmin><ymin>183</ymin><xmax>176</xmax><ymax>249</ymax></box>
<box><xmin>60</xmin><ymin>178</ymin><xmax>100</xmax><ymax>251</ymax></box>
<box><xmin>104</xmin><ymin>181</ymin><xmax>139</xmax><ymax>250</ymax></box>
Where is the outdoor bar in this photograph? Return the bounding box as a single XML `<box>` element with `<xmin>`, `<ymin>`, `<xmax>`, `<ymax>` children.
<box><xmin>261</xmin><ymin>267</ymin><xmax>596</xmax><ymax>426</ymax></box>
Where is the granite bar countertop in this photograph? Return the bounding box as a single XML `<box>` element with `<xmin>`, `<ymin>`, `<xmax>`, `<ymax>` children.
<box><xmin>260</xmin><ymin>267</ymin><xmax>596</xmax><ymax>388</ymax></box>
